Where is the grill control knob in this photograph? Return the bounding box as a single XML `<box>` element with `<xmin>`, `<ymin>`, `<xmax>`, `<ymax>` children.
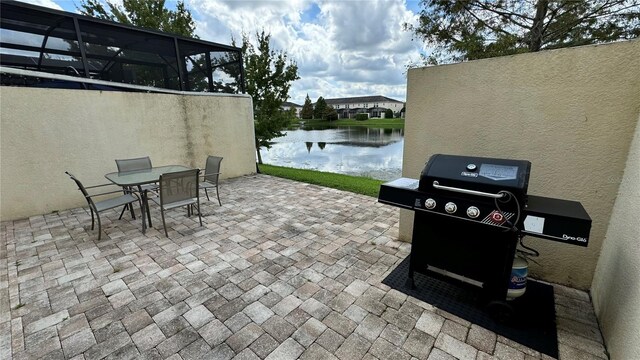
<box><xmin>466</xmin><ymin>206</ymin><xmax>480</xmax><ymax>218</ymax></box>
<box><xmin>444</xmin><ymin>202</ymin><xmax>457</xmax><ymax>214</ymax></box>
<box><xmin>424</xmin><ymin>198</ymin><xmax>436</xmax><ymax>209</ymax></box>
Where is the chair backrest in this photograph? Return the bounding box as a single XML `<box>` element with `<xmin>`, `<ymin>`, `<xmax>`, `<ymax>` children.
<box><xmin>204</xmin><ymin>156</ymin><xmax>223</xmax><ymax>184</ymax></box>
<box><xmin>159</xmin><ymin>169</ymin><xmax>199</xmax><ymax>206</ymax></box>
<box><xmin>65</xmin><ymin>171</ymin><xmax>92</xmax><ymax>206</ymax></box>
<box><xmin>116</xmin><ymin>156</ymin><xmax>152</xmax><ymax>173</ymax></box>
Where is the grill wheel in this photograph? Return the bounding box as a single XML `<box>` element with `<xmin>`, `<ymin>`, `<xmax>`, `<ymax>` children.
<box><xmin>486</xmin><ymin>300</ymin><xmax>515</xmax><ymax>324</ymax></box>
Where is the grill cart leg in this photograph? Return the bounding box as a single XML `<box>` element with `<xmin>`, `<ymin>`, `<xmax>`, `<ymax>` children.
<box><xmin>406</xmin><ymin>245</ymin><xmax>417</xmax><ymax>289</ymax></box>
<box><xmin>406</xmin><ymin>270</ymin><xmax>416</xmax><ymax>289</ymax></box>
<box><xmin>486</xmin><ymin>300</ymin><xmax>515</xmax><ymax>323</ymax></box>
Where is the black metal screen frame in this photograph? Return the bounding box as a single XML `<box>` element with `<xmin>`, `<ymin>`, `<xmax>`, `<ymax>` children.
<box><xmin>0</xmin><ymin>1</ymin><xmax>245</xmax><ymax>93</ymax></box>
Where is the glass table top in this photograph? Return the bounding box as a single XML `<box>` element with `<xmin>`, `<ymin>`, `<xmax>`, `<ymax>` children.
<box><xmin>105</xmin><ymin>165</ymin><xmax>193</xmax><ymax>186</ymax></box>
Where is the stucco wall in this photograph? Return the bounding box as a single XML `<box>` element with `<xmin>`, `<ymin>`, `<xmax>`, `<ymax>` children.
<box><xmin>401</xmin><ymin>40</ymin><xmax>640</xmax><ymax>289</ymax></box>
<box><xmin>0</xmin><ymin>87</ymin><xmax>256</xmax><ymax>221</ymax></box>
<box><xmin>591</xmin><ymin>114</ymin><xmax>640</xmax><ymax>360</ymax></box>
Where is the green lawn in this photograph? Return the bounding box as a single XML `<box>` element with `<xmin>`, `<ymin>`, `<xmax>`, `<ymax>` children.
<box><xmin>258</xmin><ymin>164</ymin><xmax>384</xmax><ymax>197</ymax></box>
<box><xmin>301</xmin><ymin>118</ymin><xmax>404</xmax><ymax>129</ymax></box>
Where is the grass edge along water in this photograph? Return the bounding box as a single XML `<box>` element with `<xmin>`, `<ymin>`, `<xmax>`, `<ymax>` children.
<box><xmin>258</xmin><ymin>164</ymin><xmax>385</xmax><ymax>198</ymax></box>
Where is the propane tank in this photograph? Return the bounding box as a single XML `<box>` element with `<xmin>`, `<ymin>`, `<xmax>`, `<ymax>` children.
<box><xmin>507</xmin><ymin>256</ymin><xmax>528</xmax><ymax>300</ymax></box>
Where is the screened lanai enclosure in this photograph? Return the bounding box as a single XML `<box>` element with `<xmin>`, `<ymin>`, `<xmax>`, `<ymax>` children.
<box><xmin>0</xmin><ymin>1</ymin><xmax>244</xmax><ymax>93</ymax></box>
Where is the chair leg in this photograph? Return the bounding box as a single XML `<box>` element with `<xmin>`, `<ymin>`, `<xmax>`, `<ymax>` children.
<box><xmin>96</xmin><ymin>212</ymin><xmax>102</xmax><ymax>241</ymax></box>
<box><xmin>196</xmin><ymin>202</ymin><xmax>203</xmax><ymax>227</ymax></box>
<box><xmin>160</xmin><ymin>208</ymin><xmax>168</xmax><ymax>237</ymax></box>
<box><xmin>204</xmin><ymin>188</ymin><xmax>210</xmax><ymax>201</ymax></box>
<box><xmin>144</xmin><ymin>191</ymin><xmax>152</xmax><ymax>227</ymax></box>
<box><xmin>129</xmin><ymin>200</ymin><xmax>136</xmax><ymax>219</ymax></box>
<box><xmin>216</xmin><ymin>185</ymin><xmax>221</xmax><ymax>206</ymax></box>
<box><xmin>120</xmin><ymin>187</ymin><xmax>136</xmax><ymax>220</ymax></box>
<box><xmin>119</xmin><ymin>205</ymin><xmax>127</xmax><ymax>220</ymax></box>
<box><xmin>90</xmin><ymin>208</ymin><xmax>95</xmax><ymax>230</ymax></box>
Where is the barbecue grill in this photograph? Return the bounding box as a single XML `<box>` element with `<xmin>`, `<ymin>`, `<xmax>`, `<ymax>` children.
<box><xmin>378</xmin><ymin>154</ymin><xmax>591</xmax><ymax>317</ymax></box>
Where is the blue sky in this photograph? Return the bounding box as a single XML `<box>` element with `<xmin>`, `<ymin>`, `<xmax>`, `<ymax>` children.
<box><xmin>23</xmin><ymin>0</ymin><xmax>428</xmax><ymax>104</ymax></box>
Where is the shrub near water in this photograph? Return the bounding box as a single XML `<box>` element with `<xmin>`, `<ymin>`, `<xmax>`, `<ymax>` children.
<box><xmin>355</xmin><ymin>113</ymin><xmax>369</xmax><ymax>121</ymax></box>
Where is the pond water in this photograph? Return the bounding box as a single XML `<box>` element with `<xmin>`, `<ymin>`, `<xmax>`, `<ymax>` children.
<box><xmin>261</xmin><ymin>126</ymin><xmax>404</xmax><ymax>181</ymax></box>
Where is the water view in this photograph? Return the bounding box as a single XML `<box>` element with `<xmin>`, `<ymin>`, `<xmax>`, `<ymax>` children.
<box><xmin>261</xmin><ymin>126</ymin><xmax>404</xmax><ymax>181</ymax></box>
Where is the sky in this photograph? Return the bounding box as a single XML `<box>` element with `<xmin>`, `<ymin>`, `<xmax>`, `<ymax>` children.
<box><xmin>22</xmin><ymin>0</ymin><xmax>428</xmax><ymax>105</ymax></box>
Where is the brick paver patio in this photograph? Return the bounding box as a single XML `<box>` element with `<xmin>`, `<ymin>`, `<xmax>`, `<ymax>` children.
<box><xmin>1</xmin><ymin>175</ymin><xmax>607</xmax><ymax>359</ymax></box>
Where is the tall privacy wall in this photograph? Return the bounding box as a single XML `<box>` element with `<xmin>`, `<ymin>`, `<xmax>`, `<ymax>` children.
<box><xmin>591</xmin><ymin>115</ymin><xmax>640</xmax><ymax>360</ymax></box>
<box><xmin>0</xmin><ymin>88</ymin><xmax>256</xmax><ymax>220</ymax></box>
<box><xmin>402</xmin><ymin>40</ymin><xmax>640</xmax><ymax>290</ymax></box>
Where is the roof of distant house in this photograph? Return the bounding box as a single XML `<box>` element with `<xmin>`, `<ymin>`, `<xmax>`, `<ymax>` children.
<box><xmin>324</xmin><ymin>95</ymin><xmax>404</xmax><ymax>104</ymax></box>
<box><xmin>282</xmin><ymin>101</ymin><xmax>302</xmax><ymax>107</ymax></box>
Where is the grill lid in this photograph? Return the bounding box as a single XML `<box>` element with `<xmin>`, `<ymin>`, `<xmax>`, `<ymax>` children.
<box><xmin>419</xmin><ymin>154</ymin><xmax>531</xmax><ymax>202</ymax></box>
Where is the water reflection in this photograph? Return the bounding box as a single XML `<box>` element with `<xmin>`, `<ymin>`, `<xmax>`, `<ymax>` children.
<box><xmin>261</xmin><ymin>126</ymin><xmax>404</xmax><ymax>180</ymax></box>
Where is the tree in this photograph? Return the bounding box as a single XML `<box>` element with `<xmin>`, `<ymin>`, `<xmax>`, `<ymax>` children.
<box><xmin>324</xmin><ymin>105</ymin><xmax>338</xmax><ymax>121</ymax></box>
<box><xmin>241</xmin><ymin>31</ymin><xmax>299</xmax><ymax>164</ymax></box>
<box><xmin>300</xmin><ymin>94</ymin><xmax>314</xmax><ymax>119</ymax></box>
<box><xmin>314</xmin><ymin>97</ymin><xmax>327</xmax><ymax>120</ymax></box>
<box><xmin>407</xmin><ymin>0</ymin><xmax>640</xmax><ymax>64</ymax></box>
<box><xmin>384</xmin><ymin>109</ymin><xmax>394</xmax><ymax>119</ymax></box>
<box><xmin>287</xmin><ymin>107</ymin><xmax>298</xmax><ymax>119</ymax></box>
<box><xmin>78</xmin><ymin>0</ymin><xmax>196</xmax><ymax>37</ymax></box>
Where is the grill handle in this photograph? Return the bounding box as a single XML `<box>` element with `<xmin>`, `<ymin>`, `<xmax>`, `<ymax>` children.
<box><xmin>432</xmin><ymin>181</ymin><xmax>506</xmax><ymax>199</ymax></box>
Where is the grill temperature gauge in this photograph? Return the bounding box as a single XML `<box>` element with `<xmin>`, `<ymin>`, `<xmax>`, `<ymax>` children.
<box><xmin>445</xmin><ymin>202</ymin><xmax>457</xmax><ymax>214</ymax></box>
<box><xmin>466</xmin><ymin>206</ymin><xmax>480</xmax><ymax>218</ymax></box>
<box><xmin>424</xmin><ymin>198</ymin><xmax>436</xmax><ymax>209</ymax></box>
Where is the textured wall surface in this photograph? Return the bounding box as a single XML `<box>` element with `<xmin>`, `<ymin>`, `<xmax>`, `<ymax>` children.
<box><xmin>591</xmin><ymin>115</ymin><xmax>640</xmax><ymax>360</ymax></box>
<box><xmin>401</xmin><ymin>40</ymin><xmax>640</xmax><ymax>289</ymax></box>
<box><xmin>0</xmin><ymin>88</ymin><xmax>256</xmax><ymax>220</ymax></box>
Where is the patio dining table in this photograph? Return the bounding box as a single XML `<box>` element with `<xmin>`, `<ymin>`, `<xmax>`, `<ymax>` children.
<box><xmin>105</xmin><ymin>165</ymin><xmax>192</xmax><ymax>233</ymax></box>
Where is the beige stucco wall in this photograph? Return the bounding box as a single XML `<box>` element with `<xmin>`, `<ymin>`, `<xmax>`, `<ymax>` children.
<box><xmin>401</xmin><ymin>40</ymin><xmax>640</xmax><ymax>289</ymax></box>
<box><xmin>591</xmin><ymin>114</ymin><xmax>640</xmax><ymax>360</ymax></box>
<box><xmin>0</xmin><ymin>87</ymin><xmax>256</xmax><ymax>221</ymax></box>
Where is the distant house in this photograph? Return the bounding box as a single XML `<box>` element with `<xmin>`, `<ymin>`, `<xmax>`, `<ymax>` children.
<box><xmin>281</xmin><ymin>101</ymin><xmax>302</xmax><ymax>118</ymax></box>
<box><xmin>323</xmin><ymin>95</ymin><xmax>404</xmax><ymax>119</ymax></box>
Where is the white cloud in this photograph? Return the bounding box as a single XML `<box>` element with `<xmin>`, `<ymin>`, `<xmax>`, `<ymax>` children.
<box><xmin>18</xmin><ymin>0</ymin><xmax>64</xmax><ymax>10</ymax></box>
<box><xmin>189</xmin><ymin>0</ymin><xmax>420</xmax><ymax>104</ymax></box>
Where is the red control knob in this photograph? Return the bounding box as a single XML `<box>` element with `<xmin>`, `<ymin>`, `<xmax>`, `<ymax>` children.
<box><xmin>491</xmin><ymin>212</ymin><xmax>504</xmax><ymax>222</ymax></box>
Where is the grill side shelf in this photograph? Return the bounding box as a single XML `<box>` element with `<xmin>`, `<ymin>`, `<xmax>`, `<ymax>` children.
<box><xmin>377</xmin><ymin>178</ymin><xmax>421</xmax><ymax>210</ymax></box>
<box><xmin>521</xmin><ymin>195</ymin><xmax>591</xmax><ymax>247</ymax></box>
<box><xmin>377</xmin><ymin>199</ymin><xmax>414</xmax><ymax>210</ymax></box>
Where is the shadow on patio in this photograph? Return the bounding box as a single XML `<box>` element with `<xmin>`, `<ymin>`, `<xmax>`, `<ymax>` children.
<box><xmin>0</xmin><ymin>175</ymin><xmax>606</xmax><ymax>360</ymax></box>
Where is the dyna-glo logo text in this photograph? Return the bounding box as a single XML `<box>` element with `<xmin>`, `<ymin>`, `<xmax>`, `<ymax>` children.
<box><xmin>563</xmin><ymin>234</ymin><xmax>588</xmax><ymax>243</ymax></box>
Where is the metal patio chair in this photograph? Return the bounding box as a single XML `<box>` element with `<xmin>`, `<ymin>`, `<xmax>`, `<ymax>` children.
<box><xmin>149</xmin><ymin>169</ymin><xmax>202</xmax><ymax>237</ymax></box>
<box><xmin>200</xmin><ymin>155</ymin><xmax>223</xmax><ymax>206</ymax></box>
<box><xmin>65</xmin><ymin>171</ymin><xmax>141</xmax><ymax>240</ymax></box>
<box><xmin>115</xmin><ymin>156</ymin><xmax>157</xmax><ymax>223</ymax></box>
